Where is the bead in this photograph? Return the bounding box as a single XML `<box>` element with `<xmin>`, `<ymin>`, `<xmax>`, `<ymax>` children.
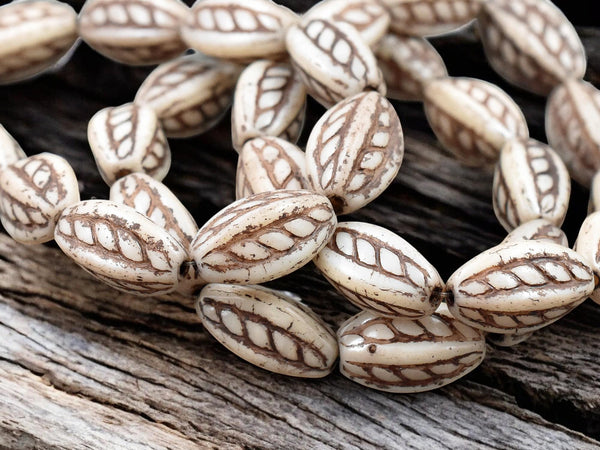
<box><xmin>338</xmin><ymin>309</ymin><xmax>486</xmax><ymax>393</ymax></box>
<box><xmin>380</xmin><ymin>0</ymin><xmax>484</xmax><ymax>37</ymax></box>
<box><xmin>545</xmin><ymin>79</ymin><xmax>600</xmax><ymax>187</ymax></box>
<box><xmin>478</xmin><ymin>0</ymin><xmax>586</xmax><ymax>96</ymax></box>
<box><xmin>88</xmin><ymin>103</ymin><xmax>171</xmax><ymax>186</ymax></box>
<box><xmin>0</xmin><ymin>124</ymin><xmax>26</xmax><ymax>170</ymax></box>
<box><xmin>236</xmin><ymin>137</ymin><xmax>307</xmax><ymax>200</ymax></box>
<box><xmin>181</xmin><ymin>0</ymin><xmax>298</xmax><ymax>61</ymax></box>
<box><xmin>77</xmin><ymin>0</ymin><xmax>189</xmax><ymax>65</ymax></box>
<box><xmin>231</xmin><ymin>60</ymin><xmax>306</xmax><ymax>152</ymax></box>
<box><xmin>501</xmin><ymin>218</ymin><xmax>568</xmax><ymax>247</ymax></box>
<box><xmin>314</xmin><ymin>222</ymin><xmax>443</xmax><ymax>319</ymax></box>
<box><xmin>305</xmin><ymin>91</ymin><xmax>404</xmax><ymax>215</ymax></box>
<box><xmin>424</xmin><ymin>77</ymin><xmax>529</xmax><ymax>166</ymax></box>
<box><xmin>135</xmin><ymin>54</ymin><xmax>241</xmax><ymax>138</ymax></box>
<box><xmin>191</xmin><ymin>190</ymin><xmax>337</xmax><ymax>285</ymax></box>
<box><xmin>286</xmin><ymin>18</ymin><xmax>386</xmax><ymax>108</ymax></box>
<box><xmin>55</xmin><ymin>200</ymin><xmax>187</xmax><ymax>296</ymax></box>
<box><xmin>446</xmin><ymin>240</ymin><xmax>595</xmax><ymax>334</ymax></box>
<box><xmin>0</xmin><ymin>0</ymin><xmax>77</xmax><ymax>84</ymax></box>
<box><xmin>493</xmin><ymin>138</ymin><xmax>570</xmax><ymax>232</ymax></box>
<box><xmin>573</xmin><ymin>212</ymin><xmax>600</xmax><ymax>305</ymax></box>
<box><xmin>109</xmin><ymin>173</ymin><xmax>198</xmax><ymax>247</ymax></box>
<box><xmin>0</xmin><ymin>153</ymin><xmax>79</xmax><ymax>244</ymax></box>
<box><xmin>302</xmin><ymin>0</ymin><xmax>390</xmax><ymax>48</ymax></box>
<box><xmin>375</xmin><ymin>34</ymin><xmax>447</xmax><ymax>102</ymax></box>
<box><xmin>197</xmin><ymin>284</ymin><xmax>338</xmax><ymax>377</ymax></box>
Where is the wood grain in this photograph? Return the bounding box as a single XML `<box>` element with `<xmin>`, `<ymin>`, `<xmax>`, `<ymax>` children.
<box><xmin>0</xmin><ymin>0</ymin><xmax>599</xmax><ymax>447</ymax></box>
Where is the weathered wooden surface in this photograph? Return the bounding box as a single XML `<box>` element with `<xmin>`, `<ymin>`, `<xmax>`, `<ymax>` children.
<box><xmin>0</xmin><ymin>1</ymin><xmax>599</xmax><ymax>448</ymax></box>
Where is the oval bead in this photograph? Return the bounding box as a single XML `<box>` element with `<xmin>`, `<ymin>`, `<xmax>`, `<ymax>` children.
<box><xmin>135</xmin><ymin>54</ymin><xmax>241</xmax><ymax>138</ymax></box>
<box><xmin>231</xmin><ymin>60</ymin><xmax>306</xmax><ymax>152</ymax></box>
<box><xmin>446</xmin><ymin>240</ymin><xmax>595</xmax><ymax>334</ymax></box>
<box><xmin>191</xmin><ymin>190</ymin><xmax>337</xmax><ymax>285</ymax></box>
<box><xmin>314</xmin><ymin>222</ymin><xmax>443</xmax><ymax>319</ymax></box>
<box><xmin>181</xmin><ymin>0</ymin><xmax>298</xmax><ymax>61</ymax></box>
<box><xmin>55</xmin><ymin>200</ymin><xmax>187</xmax><ymax>295</ymax></box>
<box><xmin>573</xmin><ymin>212</ymin><xmax>600</xmax><ymax>305</ymax></box>
<box><xmin>478</xmin><ymin>0</ymin><xmax>586</xmax><ymax>96</ymax></box>
<box><xmin>375</xmin><ymin>34</ymin><xmax>447</xmax><ymax>102</ymax></box>
<box><xmin>338</xmin><ymin>310</ymin><xmax>486</xmax><ymax>393</ymax></box>
<box><xmin>0</xmin><ymin>124</ymin><xmax>26</xmax><ymax>170</ymax></box>
<box><xmin>197</xmin><ymin>284</ymin><xmax>338</xmax><ymax>377</ymax></box>
<box><xmin>0</xmin><ymin>0</ymin><xmax>77</xmax><ymax>84</ymax></box>
<box><xmin>0</xmin><ymin>153</ymin><xmax>79</xmax><ymax>244</ymax></box>
<box><xmin>501</xmin><ymin>219</ymin><xmax>568</xmax><ymax>247</ymax></box>
<box><xmin>545</xmin><ymin>79</ymin><xmax>600</xmax><ymax>187</ymax></box>
<box><xmin>424</xmin><ymin>77</ymin><xmax>529</xmax><ymax>166</ymax></box>
<box><xmin>236</xmin><ymin>137</ymin><xmax>307</xmax><ymax>200</ymax></box>
<box><xmin>302</xmin><ymin>0</ymin><xmax>390</xmax><ymax>48</ymax></box>
<box><xmin>88</xmin><ymin>103</ymin><xmax>171</xmax><ymax>186</ymax></box>
<box><xmin>381</xmin><ymin>0</ymin><xmax>484</xmax><ymax>37</ymax></box>
<box><xmin>78</xmin><ymin>0</ymin><xmax>188</xmax><ymax>65</ymax></box>
<box><xmin>109</xmin><ymin>173</ymin><xmax>198</xmax><ymax>247</ymax></box>
<box><xmin>286</xmin><ymin>18</ymin><xmax>385</xmax><ymax>108</ymax></box>
<box><xmin>305</xmin><ymin>91</ymin><xmax>404</xmax><ymax>215</ymax></box>
<box><xmin>493</xmin><ymin>138</ymin><xmax>570</xmax><ymax>232</ymax></box>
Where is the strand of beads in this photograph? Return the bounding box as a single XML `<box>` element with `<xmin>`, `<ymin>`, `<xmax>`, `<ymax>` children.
<box><xmin>0</xmin><ymin>0</ymin><xmax>598</xmax><ymax>394</ymax></box>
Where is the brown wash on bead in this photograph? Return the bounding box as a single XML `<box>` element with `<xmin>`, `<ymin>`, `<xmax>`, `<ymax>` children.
<box><xmin>231</xmin><ymin>60</ymin><xmax>306</xmax><ymax>152</ymax></box>
<box><xmin>478</xmin><ymin>0</ymin><xmax>586</xmax><ymax>96</ymax></box>
<box><xmin>78</xmin><ymin>0</ymin><xmax>189</xmax><ymax>65</ymax></box>
<box><xmin>197</xmin><ymin>284</ymin><xmax>338</xmax><ymax>377</ymax></box>
<box><xmin>305</xmin><ymin>91</ymin><xmax>404</xmax><ymax>215</ymax></box>
<box><xmin>135</xmin><ymin>54</ymin><xmax>241</xmax><ymax>138</ymax></box>
<box><xmin>338</xmin><ymin>309</ymin><xmax>485</xmax><ymax>393</ymax></box>
<box><xmin>545</xmin><ymin>79</ymin><xmax>600</xmax><ymax>187</ymax></box>
<box><xmin>0</xmin><ymin>0</ymin><xmax>78</xmax><ymax>85</ymax></box>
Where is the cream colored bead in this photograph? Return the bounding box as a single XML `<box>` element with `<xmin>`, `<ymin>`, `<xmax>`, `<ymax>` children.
<box><xmin>573</xmin><ymin>212</ymin><xmax>600</xmax><ymax>305</ymax></box>
<box><xmin>181</xmin><ymin>0</ymin><xmax>298</xmax><ymax>61</ymax></box>
<box><xmin>338</xmin><ymin>310</ymin><xmax>486</xmax><ymax>393</ymax></box>
<box><xmin>0</xmin><ymin>153</ymin><xmax>79</xmax><ymax>244</ymax></box>
<box><xmin>424</xmin><ymin>77</ymin><xmax>529</xmax><ymax>166</ymax></box>
<box><xmin>236</xmin><ymin>137</ymin><xmax>307</xmax><ymax>200</ymax></box>
<box><xmin>314</xmin><ymin>222</ymin><xmax>443</xmax><ymax>319</ymax></box>
<box><xmin>0</xmin><ymin>124</ymin><xmax>26</xmax><ymax>170</ymax></box>
<box><xmin>375</xmin><ymin>34</ymin><xmax>447</xmax><ymax>102</ymax></box>
<box><xmin>55</xmin><ymin>200</ymin><xmax>187</xmax><ymax>295</ymax></box>
<box><xmin>88</xmin><ymin>103</ymin><xmax>171</xmax><ymax>186</ymax></box>
<box><xmin>501</xmin><ymin>219</ymin><xmax>568</xmax><ymax>247</ymax></box>
<box><xmin>231</xmin><ymin>60</ymin><xmax>306</xmax><ymax>152</ymax></box>
<box><xmin>286</xmin><ymin>18</ymin><xmax>385</xmax><ymax>108</ymax></box>
<box><xmin>478</xmin><ymin>0</ymin><xmax>586</xmax><ymax>96</ymax></box>
<box><xmin>380</xmin><ymin>0</ymin><xmax>485</xmax><ymax>37</ymax></box>
<box><xmin>135</xmin><ymin>54</ymin><xmax>241</xmax><ymax>138</ymax></box>
<box><xmin>446</xmin><ymin>240</ymin><xmax>595</xmax><ymax>334</ymax></box>
<box><xmin>78</xmin><ymin>0</ymin><xmax>188</xmax><ymax>65</ymax></box>
<box><xmin>305</xmin><ymin>91</ymin><xmax>403</xmax><ymax>215</ymax></box>
<box><xmin>191</xmin><ymin>190</ymin><xmax>336</xmax><ymax>285</ymax></box>
<box><xmin>197</xmin><ymin>284</ymin><xmax>338</xmax><ymax>377</ymax></box>
<box><xmin>109</xmin><ymin>173</ymin><xmax>198</xmax><ymax>247</ymax></box>
<box><xmin>0</xmin><ymin>0</ymin><xmax>77</xmax><ymax>85</ymax></box>
<box><xmin>302</xmin><ymin>0</ymin><xmax>390</xmax><ymax>48</ymax></box>
<box><xmin>546</xmin><ymin>79</ymin><xmax>600</xmax><ymax>187</ymax></box>
<box><xmin>493</xmin><ymin>138</ymin><xmax>570</xmax><ymax>232</ymax></box>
